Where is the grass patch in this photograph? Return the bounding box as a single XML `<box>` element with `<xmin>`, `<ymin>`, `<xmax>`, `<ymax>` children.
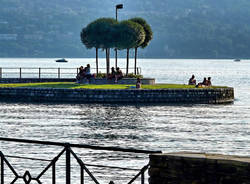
<box><xmin>0</xmin><ymin>82</ymin><xmax>227</xmax><ymax>89</ymax></box>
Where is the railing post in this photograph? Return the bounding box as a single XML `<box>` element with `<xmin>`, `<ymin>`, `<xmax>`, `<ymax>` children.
<box><xmin>0</xmin><ymin>67</ymin><xmax>2</xmax><ymax>79</ymax></box>
<box><xmin>1</xmin><ymin>152</ymin><xmax>4</xmax><ymax>184</ymax></box>
<box><xmin>19</xmin><ymin>68</ymin><xmax>22</xmax><ymax>79</ymax></box>
<box><xmin>141</xmin><ymin>172</ymin><xmax>144</xmax><ymax>184</ymax></box>
<box><xmin>58</xmin><ymin>68</ymin><xmax>60</xmax><ymax>79</ymax></box>
<box><xmin>52</xmin><ymin>163</ymin><xmax>56</xmax><ymax>184</ymax></box>
<box><xmin>65</xmin><ymin>143</ymin><xmax>71</xmax><ymax>184</ymax></box>
<box><xmin>81</xmin><ymin>166</ymin><xmax>84</xmax><ymax>184</ymax></box>
<box><xmin>39</xmin><ymin>68</ymin><xmax>41</xmax><ymax>79</ymax></box>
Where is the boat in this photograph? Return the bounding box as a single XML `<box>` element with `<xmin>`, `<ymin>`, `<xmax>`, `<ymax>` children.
<box><xmin>55</xmin><ymin>58</ymin><xmax>68</xmax><ymax>63</ymax></box>
<box><xmin>234</xmin><ymin>59</ymin><xmax>241</xmax><ymax>62</ymax></box>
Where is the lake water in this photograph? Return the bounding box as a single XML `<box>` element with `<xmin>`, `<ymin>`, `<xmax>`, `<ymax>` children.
<box><xmin>0</xmin><ymin>58</ymin><xmax>250</xmax><ymax>183</ymax></box>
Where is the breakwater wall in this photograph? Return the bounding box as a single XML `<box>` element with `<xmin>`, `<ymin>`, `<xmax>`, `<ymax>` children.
<box><xmin>149</xmin><ymin>152</ymin><xmax>250</xmax><ymax>184</ymax></box>
<box><xmin>0</xmin><ymin>87</ymin><xmax>234</xmax><ymax>104</ymax></box>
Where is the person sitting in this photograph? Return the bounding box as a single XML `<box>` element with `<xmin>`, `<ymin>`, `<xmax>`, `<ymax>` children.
<box><xmin>206</xmin><ymin>77</ymin><xmax>212</xmax><ymax>86</ymax></box>
<box><xmin>136</xmin><ymin>78</ymin><xmax>141</xmax><ymax>89</ymax></box>
<box><xmin>76</xmin><ymin>66</ymin><xmax>85</xmax><ymax>82</ymax></box>
<box><xmin>84</xmin><ymin>64</ymin><xmax>92</xmax><ymax>83</ymax></box>
<box><xmin>188</xmin><ymin>75</ymin><xmax>196</xmax><ymax>85</ymax></box>
<box><xmin>108</xmin><ymin>67</ymin><xmax>116</xmax><ymax>80</ymax></box>
<box><xmin>196</xmin><ymin>77</ymin><xmax>207</xmax><ymax>87</ymax></box>
<box><xmin>115</xmin><ymin>67</ymin><xmax>123</xmax><ymax>83</ymax></box>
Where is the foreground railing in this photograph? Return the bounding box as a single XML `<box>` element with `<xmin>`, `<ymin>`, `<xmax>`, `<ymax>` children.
<box><xmin>0</xmin><ymin>67</ymin><xmax>141</xmax><ymax>79</ymax></box>
<box><xmin>0</xmin><ymin>137</ymin><xmax>161</xmax><ymax>184</ymax></box>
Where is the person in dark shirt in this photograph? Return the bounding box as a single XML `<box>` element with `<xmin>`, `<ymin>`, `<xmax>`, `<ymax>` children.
<box><xmin>188</xmin><ymin>74</ymin><xmax>196</xmax><ymax>85</ymax></box>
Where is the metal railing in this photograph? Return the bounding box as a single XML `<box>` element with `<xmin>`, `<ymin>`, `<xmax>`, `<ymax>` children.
<box><xmin>0</xmin><ymin>137</ymin><xmax>161</xmax><ymax>184</ymax></box>
<box><xmin>0</xmin><ymin>67</ymin><xmax>142</xmax><ymax>79</ymax></box>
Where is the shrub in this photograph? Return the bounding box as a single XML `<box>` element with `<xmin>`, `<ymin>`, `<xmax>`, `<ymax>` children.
<box><xmin>96</xmin><ymin>72</ymin><xmax>107</xmax><ymax>78</ymax></box>
<box><xmin>126</xmin><ymin>73</ymin><xmax>143</xmax><ymax>78</ymax></box>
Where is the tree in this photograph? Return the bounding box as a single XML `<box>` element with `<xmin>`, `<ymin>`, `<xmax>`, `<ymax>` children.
<box><xmin>81</xmin><ymin>27</ymin><xmax>99</xmax><ymax>73</ymax></box>
<box><xmin>116</xmin><ymin>20</ymin><xmax>145</xmax><ymax>75</ymax></box>
<box><xmin>81</xmin><ymin>18</ymin><xmax>118</xmax><ymax>75</ymax></box>
<box><xmin>129</xmin><ymin>18</ymin><xmax>153</xmax><ymax>74</ymax></box>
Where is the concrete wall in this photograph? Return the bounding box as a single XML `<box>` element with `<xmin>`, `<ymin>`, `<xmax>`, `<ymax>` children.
<box><xmin>0</xmin><ymin>78</ymin><xmax>155</xmax><ymax>85</ymax></box>
<box><xmin>149</xmin><ymin>152</ymin><xmax>250</xmax><ymax>184</ymax></box>
<box><xmin>0</xmin><ymin>87</ymin><xmax>234</xmax><ymax>104</ymax></box>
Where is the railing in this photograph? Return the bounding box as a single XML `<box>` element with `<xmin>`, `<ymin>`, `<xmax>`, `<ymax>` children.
<box><xmin>0</xmin><ymin>137</ymin><xmax>161</xmax><ymax>184</ymax></box>
<box><xmin>0</xmin><ymin>67</ymin><xmax>142</xmax><ymax>79</ymax></box>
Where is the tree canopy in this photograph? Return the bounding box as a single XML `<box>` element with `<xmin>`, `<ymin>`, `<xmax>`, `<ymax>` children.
<box><xmin>129</xmin><ymin>17</ymin><xmax>153</xmax><ymax>48</ymax></box>
<box><xmin>80</xmin><ymin>17</ymin><xmax>148</xmax><ymax>51</ymax></box>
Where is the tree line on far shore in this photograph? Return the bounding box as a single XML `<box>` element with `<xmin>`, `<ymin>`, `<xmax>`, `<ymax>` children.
<box><xmin>80</xmin><ymin>17</ymin><xmax>152</xmax><ymax>76</ymax></box>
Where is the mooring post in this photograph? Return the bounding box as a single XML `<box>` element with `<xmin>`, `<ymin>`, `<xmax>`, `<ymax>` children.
<box><xmin>65</xmin><ymin>143</ymin><xmax>71</xmax><ymax>184</ymax></box>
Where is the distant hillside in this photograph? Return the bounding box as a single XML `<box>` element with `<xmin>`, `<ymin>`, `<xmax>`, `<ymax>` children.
<box><xmin>1</xmin><ymin>0</ymin><xmax>250</xmax><ymax>58</ymax></box>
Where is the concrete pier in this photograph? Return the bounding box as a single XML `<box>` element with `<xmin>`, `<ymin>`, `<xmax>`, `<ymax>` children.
<box><xmin>149</xmin><ymin>152</ymin><xmax>250</xmax><ymax>184</ymax></box>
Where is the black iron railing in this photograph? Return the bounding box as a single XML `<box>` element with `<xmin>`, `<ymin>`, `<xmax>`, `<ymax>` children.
<box><xmin>0</xmin><ymin>137</ymin><xmax>161</xmax><ymax>184</ymax></box>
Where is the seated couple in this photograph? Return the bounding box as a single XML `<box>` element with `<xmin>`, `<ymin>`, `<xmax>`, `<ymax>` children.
<box><xmin>108</xmin><ymin>67</ymin><xmax>123</xmax><ymax>83</ymax></box>
<box><xmin>196</xmin><ymin>77</ymin><xmax>212</xmax><ymax>87</ymax></box>
<box><xmin>188</xmin><ymin>75</ymin><xmax>212</xmax><ymax>87</ymax></box>
<box><xmin>76</xmin><ymin>64</ymin><xmax>95</xmax><ymax>83</ymax></box>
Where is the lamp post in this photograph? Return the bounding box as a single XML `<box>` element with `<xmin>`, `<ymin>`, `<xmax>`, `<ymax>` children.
<box><xmin>115</xmin><ymin>4</ymin><xmax>123</xmax><ymax>69</ymax></box>
<box><xmin>116</xmin><ymin>4</ymin><xmax>123</xmax><ymax>21</ymax></box>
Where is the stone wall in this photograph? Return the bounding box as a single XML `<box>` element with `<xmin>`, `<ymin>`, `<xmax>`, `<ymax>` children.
<box><xmin>0</xmin><ymin>78</ymin><xmax>155</xmax><ymax>85</ymax></box>
<box><xmin>0</xmin><ymin>87</ymin><xmax>234</xmax><ymax>104</ymax></box>
<box><xmin>149</xmin><ymin>152</ymin><xmax>250</xmax><ymax>184</ymax></box>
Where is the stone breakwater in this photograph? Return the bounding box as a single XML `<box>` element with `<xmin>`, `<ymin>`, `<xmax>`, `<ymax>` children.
<box><xmin>0</xmin><ymin>87</ymin><xmax>234</xmax><ymax>104</ymax></box>
<box><xmin>149</xmin><ymin>152</ymin><xmax>250</xmax><ymax>184</ymax></box>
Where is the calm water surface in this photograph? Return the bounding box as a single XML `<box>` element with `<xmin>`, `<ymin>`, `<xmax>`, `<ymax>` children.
<box><xmin>0</xmin><ymin>58</ymin><xmax>250</xmax><ymax>183</ymax></box>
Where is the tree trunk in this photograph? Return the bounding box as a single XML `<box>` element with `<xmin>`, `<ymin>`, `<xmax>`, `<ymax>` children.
<box><xmin>134</xmin><ymin>47</ymin><xmax>138</xmax><ymax>75</ymax></box>
<box><xmin>106</xmin><ymin>48</ymin><xmax>108</xmax><ymax>77</ymax></box>
<box><xmin>115</xmin><ymin>48</ymin><xmax>118</xmax><ymax>69</ymax></box>
<box><xmin>107</xmin><ymin>48</ymin><xmax>110</xmax><ymax>74</ymax></box>
<box><xmin>105</xmin><ymin>48</ymin><xmax>110</xmax><ymax>77</ymax></box>
<box><xmin>96</xmin><ymin>47</ymin><xmax>98</xmax><ymax>74</ymax></box>
<box><xmin>126</xmin><ymin>48</ymin><xmax>129</xmax><ymax>76</ymax></box>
